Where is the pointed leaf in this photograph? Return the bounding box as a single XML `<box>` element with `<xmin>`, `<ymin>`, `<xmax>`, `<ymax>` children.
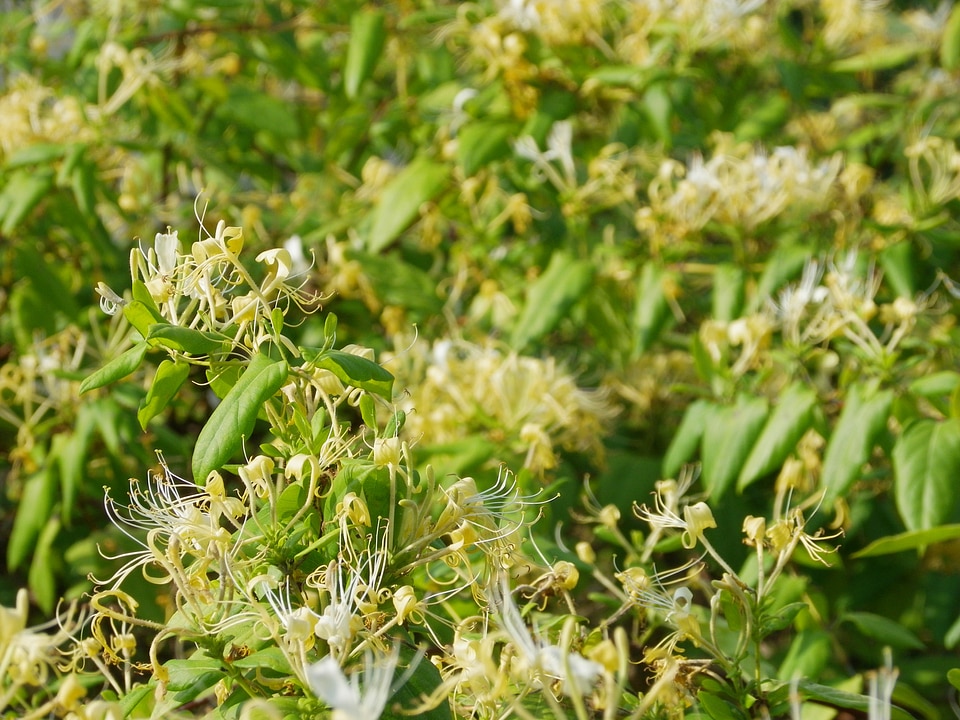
<box><xmin>853</xmin><ymin>524</ymin><xmax>960</xmax><ymax>558</ymax></box>
<box><xmin>510</xmin><ymin>252</ymin><xmax>593</xmax><ymax>350</ymax></box>
<box><xmin>458</xmin><ymin>121</ymin><xmax>514</xmax><ymax>176</ymax></box>
<box><xmin>7</xmin><ymin>468</ymin><xmax>56</xmax><ymax>570</ymax></box>
<box><xmin>146</xmin><ymin>324</ymin><xmax>227</xmax><ymax>355</ymax></box>
<box><xmin>702</xmin><ymin>396</ymin><xmax>769</xmax><ymax>500</ymax></box>
<box><xmin>662</xmin><ymin>399</ymin><xmax>712</xmax><ymax>478</ymax></box>
<box><xmin>344</xmin><ymin>10</ymin><xmax>386</xmax><ymax>98</ymax></box>
<box><xmin>821</xmin><ymin>385</ymin><xmax>893</xmax><ymax>506</ymax></box>
<box><xmin>192</xmin><ymin>353</ymin><xmax>288</xmax><ymax>482</ymax></box>
<box><xmin>79</xmin><ymin>342</ymin><xmax>148</xmax><ymax>394</ymax></box>
<box><xmin>367</xmin><ymin>156</ymin><xmax>448</xmax><ymax>253</ymax></box>
<box><xmin>739</xmin><ymin>383</ymin><xmax>817</xmax><ymax>491</ymax></box>
<box><xmin>303</xmin><ymin>349</ymin><xmax>394</xmax><ymax>400</ymax></box>
<box><xmin>0</xmin><ymin>169</ymin><xmax>55</xmax><ymax>234</ymax></box>
<box><xmin>841</xmin><ymin>611</ymin><xmax>924</xmax><ymax>650</ymax></box>
<box><xmin>893</xmin><ymin>418</ymin><xmax>960</xmax><ymax>531</ymax></box>
<box><xmin>138</xmin><ymin>359</ymin><xmax>191</xmax><ymax>430</ymax></box>
<box><xmin>632</xmin><ymin>261</ymin><xmax>672</xmax><ymax>356</ymax></box>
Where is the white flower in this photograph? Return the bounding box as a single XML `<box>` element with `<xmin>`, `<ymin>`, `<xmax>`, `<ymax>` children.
<box><xmin>305</xmin><ymin>645</ymin><xmax>402</xmax><ymax>720</ymax></box>
<box><xmin>491</xmin><ymin>575</ymin><xmax>603</xmax><ymax>697</ymax></box>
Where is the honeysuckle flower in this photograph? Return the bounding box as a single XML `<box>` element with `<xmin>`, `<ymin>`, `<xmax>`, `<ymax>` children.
<box><xmin>95</xmin><ymin>282</ymin><xmax>125</xmax><ymax>316</ymax></box>
<box><xmin>491</xmin><ymin>575</ymin><xmax>603</xmax><ymax>698</ymax></box>
<box><xmin>305</xmin><ymin>645</ymin><xmax>403</xmax><ymax>720</ymax></box>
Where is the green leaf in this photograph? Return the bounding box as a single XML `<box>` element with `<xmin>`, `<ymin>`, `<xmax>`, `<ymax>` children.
<box><xmin>712</xmin><ymin>264</ymin><xmax>745</xmax><ymax>322</ymax></box>
<box><xmin>146</xmin><ymin>324</ymin><xmax>227</xmax><ymax>355</ymax></box>
<box><xmin>942</xmin><ymin>3</ymin><xmax>960</xmax><ymax>70</ymax></box>
<box><xmin>303</xmin><ymin>349</ymin><xmax>394</xmax><ymax>400</ymax></box>
<box><xmin>219</xmin><ymin>86</ymin><xmax>301</xmax><ymax>139</ymax></box>
<box><xmin>7</xmin><ymin>468</ymin><xmax>56</xmax><ymax>570</ymax></box>
<box><xmin>367</xmin><ymin>156</ymin><xmax>449</xmax><ymax>253</ymax></box>
<box><xmin>231</xmin><ymin>647</ymin><xmax>292</xmax><ymax>675</ymax></box>
<box><xmin>750</xmin><ymin>244</ymin><xmax>809</xmax><ymax>313</ymax></box>
<box><xmin>164</xmin><ymin>655</ymin><xmax>224</xmax><ymax>703</ymax></box>
<box><xmin>853</xmin><ymin>524</ymin><xmax>960</xmax><ymax>557</ymax></box>
<box><xmin>124</xmin><ymin>301</ymin><xmax>163</xmax><ymax>337</ymax></box>
<box><xmin>830</xmin><ymin>43</ymin><xmax>925</xmax><ymax>72</ymax></box>
<box><xmin>0</xmin><ymin>169</ymin><xmax>55</xmax><ymax>234</ymax></box>
<box><xmin>192</xmin><ymin>353</ymin><xmax>289</xmax><ymax>482</ymax></box>
<box><xmin>80</xmin><ymin>342</ymin><xmax>148</xmax><ymax>394</ymax></box>
<box><xmin>28</xmin><ymin>516</ymin><xmax>61</xmax><ymax>614</ymax></box>
<box><xmin>387</xmin><ymin>645</ymin><xmax>452</xmax><ymax>720</ymax></box>
<box><xmin>841</xmin><ymin>611</ymin><xmax>925</xmax><ymax>650</ymax></box>
<box><xmin>738</xmin><ymin>383</ymin><xmax>817</xmax><ymax>491</ymax></box>
<box><xmin>138</xmin><ymin>359</ymin><xmax>191</xmax><ymax>430</ymax></box>
<box><xmin>510</xmin><ymin>252</ymin><xmax>593</xmax><ymax>350</ymax></box>
<box><xmin>821</xmin><ymin>385</ymin><xmax>893</xmax><ymax>506</ymax></box>
<box><xmin>893</xmin><ymin>418</ymin><xmax>960</xmax><ymax>531</ymax></box>
<box><xmin>696</xmin><ymin>691</ymin><xmax>747</xmax><ymax>720</ymax></box>
<box><xmin>632</xmin><ymin>261</ymin><xmax>672</xmax><ymax>357</ymax></box>
<box><xmin>879</xmin><ymin>242</ymin><xmax>915</xmax><ymax>297</ymax></box>
<box><xmin>909</xmin><ymin>371</ymin><xmax>960</xmax><ymax>399</ymax></box>
<box><xmin>56</xmin><ymin>407</ymin><xmax>97</xmax><ymax>525</ymax></box>
<box><xmin>701</xmin><ymin>395</ymin><xmax>768</xmax><ymax>500</ymax></box>
<box><xmin>662</xmin><ymin>399</ymin><xmax>712</xmax><ymax>479</ymax></box>
<box><xmin>458</xmin><ymin>121</ymin><xmax>514</xmax><ymax>176</ymax></box>
<box><xmin>948</xmin><ymin>668</ymin><xmax>960</xmax><ymax>692</ymax></box>
<box><xmin>3</xmin><ymin>142</ymin><xmax>68</xmax><ymax>168</ymax></box>
<box><xmin>778</xmin><ymin>630</ymin><xmax>833</xmax><ymax>682</ymax></box>
<box><xmin>344</xmin><ymin>10</ymin><xmax>386</xmax><ymax>99</ymax></box>
<box><xmin>797</xmin><ymin>680</ymin><xmax>913</xmax><ymax>720</ymax></box>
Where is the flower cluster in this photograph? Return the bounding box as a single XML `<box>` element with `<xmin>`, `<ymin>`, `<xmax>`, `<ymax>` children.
<box><xmin>386</xmin><ymin>338</ymin><xmax>616</xmax><ymax>473</ymax></box>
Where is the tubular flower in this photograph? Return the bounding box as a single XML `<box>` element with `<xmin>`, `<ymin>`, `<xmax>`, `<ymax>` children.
<box><xmin>305</xmin><ymin>645</ymin><xmax>404</xmax><ymax>720</ymax></box>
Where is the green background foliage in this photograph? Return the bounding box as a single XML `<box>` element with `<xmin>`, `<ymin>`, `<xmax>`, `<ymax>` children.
<box><xmin>2</xmin><ymin>0</ymin><xmax>960</xmax><ymax>716</ymax></box>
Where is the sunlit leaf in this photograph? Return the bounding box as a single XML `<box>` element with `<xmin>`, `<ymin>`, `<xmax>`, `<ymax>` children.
<box><xmin>739</xmin><ymin>383</ymin><xmax>817</xmax><ymax>491</ymax></box>
<box><xmin>79</xmin><ymin>342</ymin><xmax>148</xmax><ymax>394</ymax></box>
<box><xmin>511</xmin><ymin>252</ymin><xmax>593</xmax><ymax>350</ymax></box>
<box><xmin>367</xmin><ymin>156</ymin><xmax>449</xmax><ymax>253</ymax></box>
<box><xmin>701</xmin><ymin>395</ymin><xmax>768</xmax><ymax>500</ymax></box>
<box><xmin>893</xmin><ymin>418</ymin><xmax>960</xmax><ymax>532</ymax></box>
<box><xmin>193</xmin><ymin>353</ymin><xmax>289</xmax><ymax>482</ymax></box>
<box><xmin>138</xmin><ymin>359</ymin><xmax>191</xmax><ymax>430</ymax></box>
<box><xmin>344</xmin><ymin>10</ymin><xmax>386</xmax><ymax>99</ymax></box>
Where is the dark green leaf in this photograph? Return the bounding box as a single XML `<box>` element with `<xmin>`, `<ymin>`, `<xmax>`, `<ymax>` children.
<box><xmin>367</xmin><ymin>156</ymin><xmax>449</xmax><ymax>253</ymax></box>
<box><xmin>79</xmin><ymin>342</ymin><xmax>148</xmax><ymax>394</ymax></box>
<box><xmin>193</xmin><ymin>353</ymin><xmax>289</xmax><ymax>482</ymax></box>
<box><xmin>696</xmin><ymin>691</ymin><xmax>747</xmax><ymax>720</ymax></box>
<box><xmin>387</xmin><ymin>645</ymin><xmax>452</xmax><ymax>720</ymax></box>
<box><xmin>738</xmin><ymin>383</ymin><xmax>817</xmax><ymax>491</ymax></box>
<box><xmin>797</xmin><ymin>680</ymin><xmax>913</xmax><ymax>720</ymax></box>
<box><xmin>893</xmin><ymin>418</ymin><xmax>960</xmax><ymax>531</ymax></box>
<box><xmin>842</xmin><ymin>611</ymin><xmax>925</xmax><ymax>650</ymax></box>
<box><xmin>510</xmin><ymin>252</ymin><xmax>593</xmax><ymax>350</ymax></box>
<box><xmin>164</xmin><ymin>656</ymin><xmax>224</xmax><ymax>703</ymax></box>
<box><xmin>138</xmin><ymin>359</ymin><xmax>191</xmax><ymax>430</ymax></box>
